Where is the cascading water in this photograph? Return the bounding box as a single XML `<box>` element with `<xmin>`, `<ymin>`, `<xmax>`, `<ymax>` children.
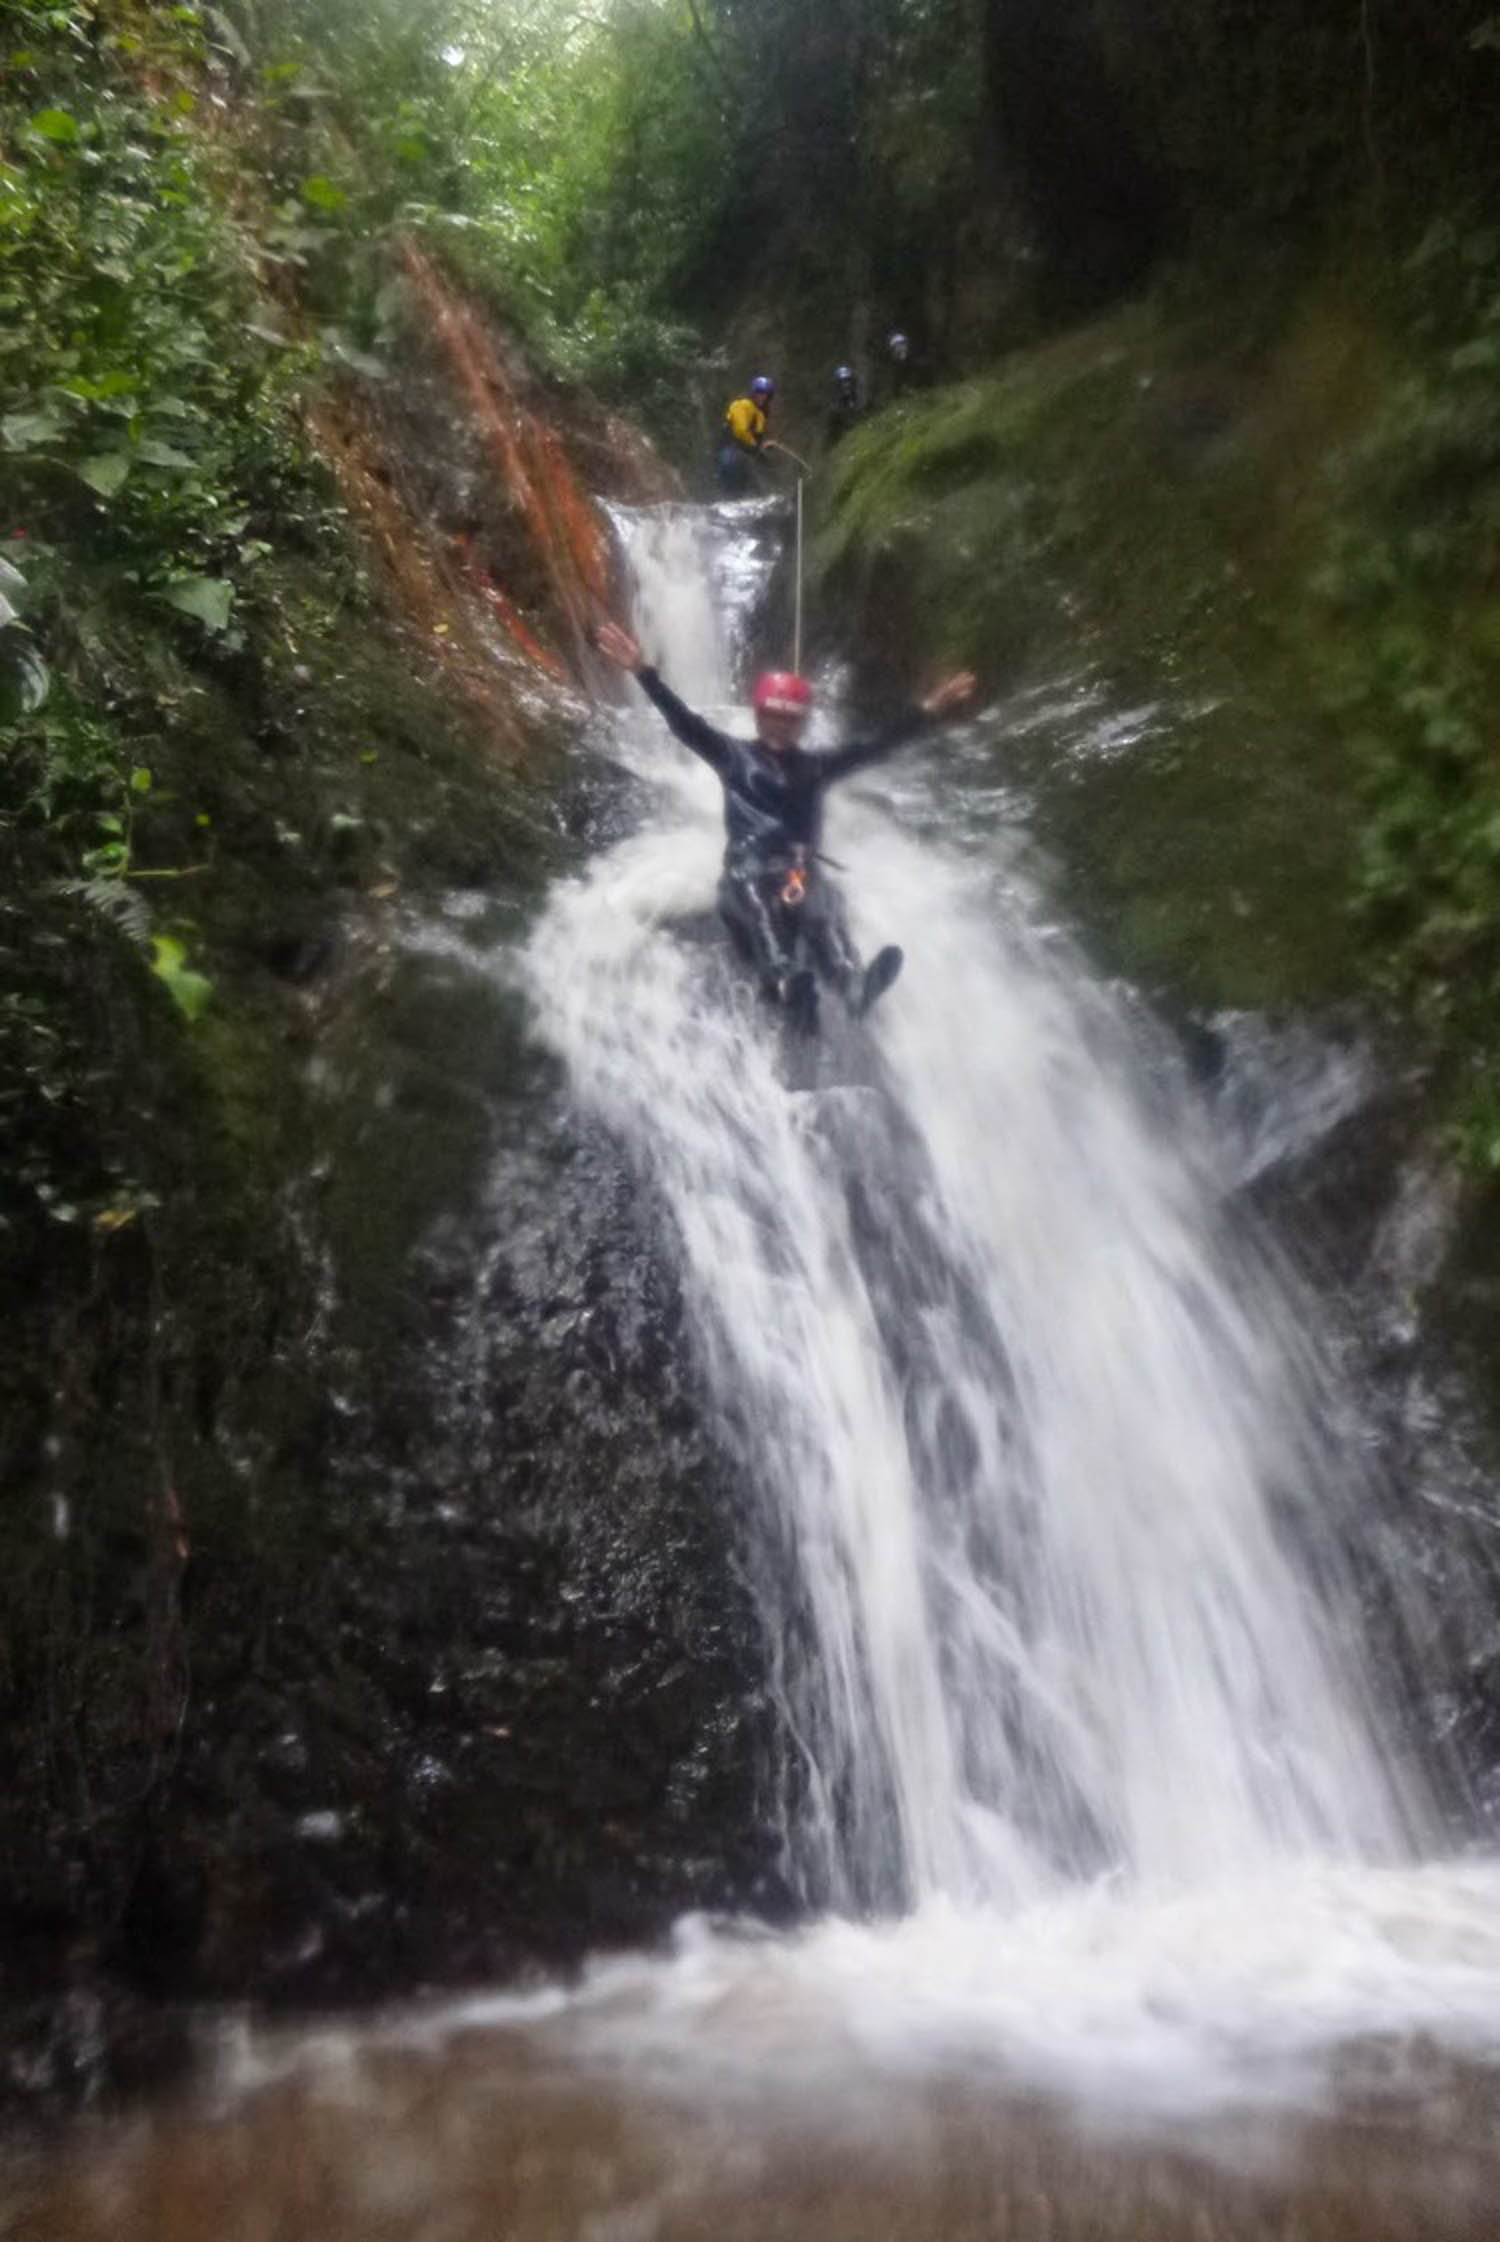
<box><xmin>524</xmin><ymin>501</ymin><xmax>1422</xmax><ymax>1916</ymax></box>
<box><xmin>15</xmin><ymin>504</ymin><xmax>1500</xmax><ymax>2242</ymax></box>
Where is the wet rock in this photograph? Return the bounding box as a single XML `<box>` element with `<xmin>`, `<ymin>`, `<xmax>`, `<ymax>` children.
<box><xmin>1143</xmin><ymin>1002</ymin><xmax>1500</xmax><ymax>1845</ymax></box>
<box><xmin>0</xmin><ymin>1978</ymin><xmax>193</xmax><ymax>2116</ymax></box>
<box><xmin>1194</xmin><ymin>1006</ymin><xmax>1431</xmax><ymax>1286</ymax></box>
<box><xmin>263</xmin><ymin>929</ymin><xmax>337</xmax><ymax>985</ymax></box>
<box><xmin>0</xmin><ymin>864</ymin><xmax>780</xmax><ymax>2118</ymax></box>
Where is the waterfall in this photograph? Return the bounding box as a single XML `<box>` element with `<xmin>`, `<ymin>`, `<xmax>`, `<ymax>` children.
<box><xmin>523</xmin><ymin>500</ymin><xmax>1422</xmax><ymax>1915</ymax></box>
<box><xmin>30</xmin><ymin>504</ymin><xmax>1500</xmax><ymax>2232</ymax></box>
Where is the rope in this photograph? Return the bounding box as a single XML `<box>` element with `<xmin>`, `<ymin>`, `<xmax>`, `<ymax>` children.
<box><xmin>794</xmin><ymin>474</ymin><xmax>805</xmax><ymax>675</ymax></box>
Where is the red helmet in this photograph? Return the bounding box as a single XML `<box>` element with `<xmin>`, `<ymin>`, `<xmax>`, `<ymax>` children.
<box><xmin>752</xmin><ymin>670</ymin><xmax>813</xmax><ymax>716</ymax></box>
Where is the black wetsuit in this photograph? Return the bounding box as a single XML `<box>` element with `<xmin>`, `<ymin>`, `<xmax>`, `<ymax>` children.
<box><xmin>826</xmin><ymin>384</ymin><xmax>862</xmax><ymax>449</ymax></box>
<box><xmin>637</xmin><ymin>665</ymin><xmax>930</xmax><ymax>1002</ymax></box>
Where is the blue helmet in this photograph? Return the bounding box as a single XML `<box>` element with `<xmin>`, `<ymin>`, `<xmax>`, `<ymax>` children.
<box><xmin>834</xmin><ymin>364</ymin><xmax>854</xmax><ymax>385</ymax></box>
<box><xmin>749</xmin><ymin>374</ymin><xmax>775</xmax><ymax>401</ymax></box>
<box><xmin>888</xmin><ymin>330</ymin><xmax>910</xmax><ymax>359</ymax></box>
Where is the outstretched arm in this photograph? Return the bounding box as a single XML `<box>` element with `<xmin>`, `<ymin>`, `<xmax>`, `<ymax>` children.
<box><xmin>594</xmin><ymin>619</ymin><xmax>644</xmax><ymax>674</ymax></box>
<box><xmin>593</xmin><ymin>619</ymin><xmax>733</xmax><ymax>777</ymax></box>
<box><xmin>820</xmin><ymin>670</ymin><xmax>977</xmax><ymax>782</ymax></box>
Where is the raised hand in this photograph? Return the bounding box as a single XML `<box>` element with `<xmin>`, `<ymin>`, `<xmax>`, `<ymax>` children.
<box><xmin>594</xmin><ymin>618</ymin><xmax>643</xmax><ymax>674</ymax></box>
<box><xmin>921</xmin><ymin>670</ymin><xmax>977</xmax><ymax>718</ymax></box>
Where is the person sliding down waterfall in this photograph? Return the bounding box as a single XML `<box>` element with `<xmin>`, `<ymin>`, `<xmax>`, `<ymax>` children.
<box><xmin>595</xmin><ymin>619</ymin><xmax>975</xmax><ymax>1030</ymax></box>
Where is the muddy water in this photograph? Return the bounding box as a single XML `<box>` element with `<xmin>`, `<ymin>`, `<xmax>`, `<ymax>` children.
<box><xmin>3</xmin><ymin>1992</ymin><xmax>1499</xmax><ymax>2242</ymax></box>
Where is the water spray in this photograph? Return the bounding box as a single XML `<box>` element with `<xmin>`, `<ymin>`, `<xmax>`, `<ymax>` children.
<box><xmin>760</xmin><ymin>438</ymin><xmax>813</xmax><ymax>676</ymax></box>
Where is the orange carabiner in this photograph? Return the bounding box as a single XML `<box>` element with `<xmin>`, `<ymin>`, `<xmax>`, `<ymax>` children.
<box><xmin>779</xmin><ymin>863</ymin><xmax>807</xmax><ymax>907</ymax></box>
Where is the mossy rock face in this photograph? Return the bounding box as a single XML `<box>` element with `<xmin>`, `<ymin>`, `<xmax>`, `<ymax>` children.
<box><xmin>810</xmin><ymin>291</ymin><xmax>1391</xmax><ymax>1011</ymax></box>
<box><xmin>0</xmin><ymin>503</ymin><xmax>781</xmax><ymax>2108</ymax></box>
<box><xmin>814</xmin><ymin>274</ymin><xmax>1500</xmax><ymax>1690</ymax></box>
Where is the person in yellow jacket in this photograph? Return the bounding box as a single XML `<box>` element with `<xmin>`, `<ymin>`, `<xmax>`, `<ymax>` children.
<box><xmin>717</xmin><ymin>374</ymin><xmax>776</xmax><ymax>495</ymax></box>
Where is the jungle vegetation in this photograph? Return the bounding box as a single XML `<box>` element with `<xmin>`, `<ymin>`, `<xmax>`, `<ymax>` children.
<box><xmin>4</xmin><ymin>0</ymin><xmax>1500</xmax><ymax>1162</ymax></box>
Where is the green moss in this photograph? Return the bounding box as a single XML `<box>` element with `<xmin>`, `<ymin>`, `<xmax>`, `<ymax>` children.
<box><xmin>811</xmin><ymin>286</ymin><xmax>1401</xmax><ymax>1009</ymax></box>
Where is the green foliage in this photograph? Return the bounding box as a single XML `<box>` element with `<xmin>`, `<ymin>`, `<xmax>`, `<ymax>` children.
<box><xmin>0</xmin><ymin>0</ymin><xmax>345</xmax><ymax>1116</ymax></box>
<box><xmin>1313</xmin><ymin>224</ymin><xmax>1500</xmax><ymax>1158</ymax></box>
<box><xmin>161</xmin><ymin>575</ymin><xmax>236</xmax><ymax>631</ymax></box>
<box><xmin>2</xmin><ymin>620</ymin><xmax>214</xmax><ymax>1013</ymax></box>
<box><xmin>0</xmin><ymin>554</ymin><xmax>51</xmax><ymax>722</ymax></box>
<box><xmin>0</xmin><ymin>14</ymin><xmax>325</xmax><ymax>585</ymax></box>
<box><xmin>188</xmin><ymin>0</ymin><xmax>987</xmax><ymax>406</ymax></box>
<box><xmin>149</xmin><ymin>932</ymin><xmax>213</xmax><ymax>1019</ymax></box>
<box><xmin>170</xmin><ymin>0</ymin><xmax>711</xmax><ymax>401</ymax></box>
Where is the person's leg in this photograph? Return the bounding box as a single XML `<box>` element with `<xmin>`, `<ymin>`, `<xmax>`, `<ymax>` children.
<box><xmin>721</xmin><ymin>873</ymin><xmax>819</xmax><ymax>1030</ymax></box>
<box><xmin>807</xmin><ymin>884</ymin><xmax>903</xmax><ymax>1017</ymax></box>
<box><xmin>860</xmin><ymin>944</ymin><xmax>904</xmax><ymax>1014</ymax></box>
<box><xmin>716</xmin><ymin>444</ymin><xmax>749</xmax><ymax>496</ymax></box>
<box><xmin>805</xmin><ymin>886</ymin><xmax>861</xmax><ymax>1006</ymax></box>
<box><xmin>720</xmin><ymin>873</ymin><xmax>792</xmax><ymax>992</ymax></box>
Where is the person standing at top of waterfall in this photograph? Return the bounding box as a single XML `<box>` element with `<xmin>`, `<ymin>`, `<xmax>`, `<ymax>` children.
<box><xmin>717</xmin><ymin>374</ymin><xmax>778</xmax><ymax>496</ymax></box>
<box><xmin>885</xmin><ymin>329</ymin><xmax>916</xmax><ymax>401</ymax></box>
<box><xmin>594</xmin><ymin>617</ymin><xmax>976</xmax><ymax>1022</ymax></box>
<box><xmin>826</xmin><ymin>364</ymin><xmax>862</xmax><ymax>449</ymax></box>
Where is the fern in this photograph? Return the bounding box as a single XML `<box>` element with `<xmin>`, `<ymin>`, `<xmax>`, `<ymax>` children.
<box><xmin>63</xmin><ymin>875</ymin><xmax>152</xmax><ymax>948</ymax></box>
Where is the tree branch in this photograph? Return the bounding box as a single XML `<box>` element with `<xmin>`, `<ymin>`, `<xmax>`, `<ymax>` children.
<box><xmin>684</xmin><ymin>0</ymin><xmax>734</xmax><ymax>102</ymax></box>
